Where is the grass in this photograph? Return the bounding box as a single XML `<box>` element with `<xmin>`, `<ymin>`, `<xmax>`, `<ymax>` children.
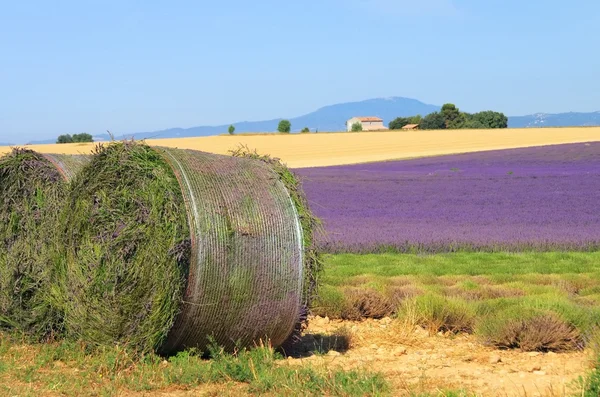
<box><xmin>0</xmin><ymin>332</ymin><xmax>388</xmax><ymax>396</ymax></box>
<box><xmin>314</xmin><ymin>252</ymin><xmax>600</xmax><ymax>352</ymax></box>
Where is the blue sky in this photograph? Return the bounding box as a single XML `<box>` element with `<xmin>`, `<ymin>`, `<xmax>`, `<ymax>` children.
<box><xmin>1</xmin><ymin>0</ymin><xmax>599</xmax><ymax>142</ymax></box>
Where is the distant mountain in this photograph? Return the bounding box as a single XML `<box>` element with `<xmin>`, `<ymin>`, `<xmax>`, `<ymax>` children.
<box><xmin>509</xmin><ymin>112</ymin><xmax>600</xmax><ymax>128</ymax></box>
<box><xmin>108</xmin><ymin>97</ymin><xmax>440</xmax><ymax>140</ymax></box>
<box><xmin>15</xmin><ymin>98</ymin><xmax>600</xmax><ymax>145</ymax></box>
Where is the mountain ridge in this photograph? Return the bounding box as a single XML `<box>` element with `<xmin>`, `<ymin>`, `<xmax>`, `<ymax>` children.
<box><xmin>16</xmin><ymin>97</ymin><xmax>600</xmax><ymax>145</ymax></box>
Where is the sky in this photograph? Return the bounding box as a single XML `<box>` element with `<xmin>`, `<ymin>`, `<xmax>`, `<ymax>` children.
<box><xmin>1</xmin><ymin>0</ymin><xmax>600</xmax><ymax>142</ymax></box>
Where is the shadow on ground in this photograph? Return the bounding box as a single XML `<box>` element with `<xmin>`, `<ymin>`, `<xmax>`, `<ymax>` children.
<box><xmin>280</xmin><ymin>332</ymin><xmax>352</xmax><ymax>358</ymax></box>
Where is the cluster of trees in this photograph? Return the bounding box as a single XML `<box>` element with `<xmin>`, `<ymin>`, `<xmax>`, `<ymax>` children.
<box><xmin>389</xmin><ymin>104</ymin><xmax>508</xmax><ymax>130</ymax></box>
<box><xmin>227</xmin><ymin>121</ymin><xmax>311</xmax><ymax>135</ymax></box>
<box><xmin>56</xmin><ymin>133</ymin><xmax>94</xmax><ymax>144</ymax></box>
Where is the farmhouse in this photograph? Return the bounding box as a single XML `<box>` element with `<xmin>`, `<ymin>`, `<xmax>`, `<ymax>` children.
<box><xmin>346</xmin><ymin>117</ymin><xmax>386</xmax><ymax>131</ymax></box>
<box><xmin>402</xmin><ymin>124</ymin><xmax>420</xmax><ymax>130</ymax></box>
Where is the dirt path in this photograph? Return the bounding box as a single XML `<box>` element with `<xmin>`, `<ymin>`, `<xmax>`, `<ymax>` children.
<box><xmin>281</xmin><ymin>316</ymin><xmax>594</xmax><ymax>396</ymax></box>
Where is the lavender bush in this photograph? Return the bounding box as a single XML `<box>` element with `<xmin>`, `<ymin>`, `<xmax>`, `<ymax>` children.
<box><xmin>295</xmin><ymin>142</ymin><xmax>600</xmax><ymax>253</ymax></box>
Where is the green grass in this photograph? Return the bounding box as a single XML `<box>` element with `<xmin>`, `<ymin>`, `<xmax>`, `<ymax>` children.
<box><xmin>315</xmin><ymin>252</ymin><xmax>600</xmax><ymax>351</ymax></box>
<box><xmin>324</xmin><ymin>252</ymin><xmax>600</xmax><ymax>284</ymax></box>
<box><xmin>0</xmin><ymin>332</ymin><xmax>388</xmax><ymax>396</ymax></box>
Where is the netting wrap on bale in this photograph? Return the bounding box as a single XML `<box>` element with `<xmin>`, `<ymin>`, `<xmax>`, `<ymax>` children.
<box><xmin>159</xmin><ymin>147</ymin><xmax>306</xmax><ymax>353</ymax></box>
<box><xmin>60</xmin><ymin>142</ymin><xmax>315</xmax><ymax>354</ymax></box>
<box><xmin>0</xmin><ymin>149</ymin><xmax>88</xmax><ymax>338</ymax></box>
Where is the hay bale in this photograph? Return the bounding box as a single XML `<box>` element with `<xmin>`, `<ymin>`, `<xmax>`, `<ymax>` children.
<box><xmin>60</xmin><ymin>141</ymin><xmax>317</xmax><ymax>354</ymax></box>
<box><xmin>0</xmin><ymin>149</ymin><xmax>88</xmax><ymax>338</ymax></box>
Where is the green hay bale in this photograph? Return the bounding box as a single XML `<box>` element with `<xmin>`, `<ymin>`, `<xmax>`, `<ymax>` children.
<box><xmin>60</xmin><ymin>141</ymin><xmax>312</xmax><ymax>354</ymax></box>
<box><xmin>0</xmin><ymin>149</ymin><xmax>88</xmax><ymax>338</ymax></box>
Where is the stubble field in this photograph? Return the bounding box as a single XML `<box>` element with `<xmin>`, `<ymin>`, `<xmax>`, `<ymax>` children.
<box><xmin>2</xmin><ymin>126</ymin><xmax>600</xmax><ymax>167</ymax></box>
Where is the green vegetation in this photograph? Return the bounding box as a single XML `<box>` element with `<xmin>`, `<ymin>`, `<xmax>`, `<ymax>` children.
<box><xmin>55</xmin><ymin>142</ymin><xmax>190</xmax><ymax>353</ymax></box>
<box><xmin>351</xmin><ymin>122</ymin><xmax>363</xmax><ymax>132</ymax></box>
<box><xmin>0</xmin><ymin>334</ymin><xmax>388</xmax><ymax>396</ymax></box>
<box><xmin>301</xmin><ymin>127</ymin><xmax>310</xmax><ymax>133</ymax></box>
<box><xmin>277</xmin><ymin>119</ymin><xmax>291</xmax><ymax>133</ymax></box>
<box><xmin>0</xmin><ymin>150</ymin><xmax>81</xmax><ymax>339</ymax></box>
<box><xmin>389</xmin><ymin>115</ymin><xmax>423</xmax><ymax>130</ymax></box>
<box><xmin>313</xmin><ymin>252</ymin><xmax>600</xmax><ymax>352</ymax></box>
<box><xmin>389</xmin><ymin>103</ymin><xmax>508</xmax><ymax>130</ymax></box>
<box><xmin>56</xmin><ymin>133</ymin><xmax>94</xmax><ymax>144</ymax></box>
<box><xmin>228</xmin><ymin>124</ymin><xmax>235</xmax><ymax>135</ymax></box>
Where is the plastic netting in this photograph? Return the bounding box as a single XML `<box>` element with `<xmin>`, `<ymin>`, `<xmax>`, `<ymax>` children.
<box><xmin>159</xmin><ymin>147</ymin><xmax>304</xmax><ymax>353</ymax></box>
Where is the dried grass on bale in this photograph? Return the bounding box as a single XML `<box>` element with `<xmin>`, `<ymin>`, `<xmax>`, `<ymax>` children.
<box><xmin>0</xmin><ymin>149</ymin><xmax>88</xmax><ymax>338</ymax></box>
<box><xmin>59</xmin><ymin>141</ymin><xmax>314</xmax><ymax>354</ymax></box>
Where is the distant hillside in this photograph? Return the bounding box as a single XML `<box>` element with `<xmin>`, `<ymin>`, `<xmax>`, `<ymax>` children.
<box><xmin>107</xmin><ymin>97</ymin><xmax>440</xmax><ymax>141</ymax></box>
<box><xmin>18</xmin><ymin>98</ymin><xmax>600</xmax><ymax>145</ymax></box>
<box><xmin>509</xmin><ymin>112</ymin><xmax>600</xmax><ymax>128</ymax></box>
<box><xmin>22</xmin><ymin>97</ymin><xmax>437</xmax><ymax>144</ymax></box>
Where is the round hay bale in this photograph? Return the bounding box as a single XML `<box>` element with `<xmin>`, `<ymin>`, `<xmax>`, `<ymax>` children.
<box><xmin>0</xmin><ymin>149</ymin><xmax>88</xmax><ymax>338</ymax></box>
<box><xmin>60</xmin><ymin>141</ymin><xmax>317</xmax><ymax>354</ymax></box>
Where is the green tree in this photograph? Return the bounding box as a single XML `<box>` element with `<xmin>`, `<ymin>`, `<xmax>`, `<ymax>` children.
<box><xmin>56</xmin><ymin>134</ymin><xmax>73</xmax><ymax>144</ymax></box>
<box><xmin>408</xmin><ymin>115</ymin><xmax>423</xmax><ymax>125</ymax></box>
<box><xmin>351</xmin><ymin>122</ymin><xmax>363</xmax><ymax>132</ymax></box>
<box><xmin>301</xmin><ymin>127</ymin><xmax>310</xmax><ymax>133</ymax></box>
<box><xmin>277</xmin><ymin>120</ymin><xmax>291</xmax><ymax>133</ymax></box>
<box><xmin>441</xmin><ymin>103</ymin><xmax>461</xmax><ymax>128</ymax></box>
<box><xmin>420</xmin><ymin>112</ymin><xmax>446</xmax><ymax>130</ymax></box>
<box><xmin>389</xmin><ymin>117</ymin><xmax>410</xmax><ymax>130</ymax></box>
<box><xmin>71</xmin><ymin>133</ymin><xmax>94</xmax><ymax>143</ymax></box>
<box><xmin>472</xmin><ymin>111</ymin><xmax>508</xmax><ymax>129</ymax></box>
<box><xmin>463</xmin><ymin>119</ymin><xmax>486</xmax><ymax>129</ymax></box>
<box><xmin>228</xmin><ymin>125</ymin><xmax>235</xmax><ymax>135</ymax></box>
<box><xmin>447</xmin><ymin>112</ymin><xmax>469</xmax><ymax>129</ymax></box>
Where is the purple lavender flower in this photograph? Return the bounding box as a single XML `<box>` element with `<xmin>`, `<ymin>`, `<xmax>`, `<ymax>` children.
<box><xmin>294</xmin><ymin>142</ymin><xmax>600</xmax><ymax>253</ymax></box>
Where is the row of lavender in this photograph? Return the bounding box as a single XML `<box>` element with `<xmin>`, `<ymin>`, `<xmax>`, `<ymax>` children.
<box><xmin>295</xmin><ymin>142</ymin><xmax>600</xmax><ymax>253</ymax></box>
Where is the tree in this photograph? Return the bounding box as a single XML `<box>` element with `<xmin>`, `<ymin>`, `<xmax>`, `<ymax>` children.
<box><xmin>351</xmin><ymin>122</ymin><xmax>363</xmax><ymax>132</ymax></box>
<box><xmin>71</xmin><ymin>133</ymin><xmax>93</xmax><ymax>143</ymax></box>
<box><xmin>56</xmin><ymin>134</ymin><xmax>73</xmax><ymax>144</ymax></box>
<box><xmin>463</xmin><ymin>119</ymin><xmax>486</xmax><ymax>129</ymax></box>
<box><xmin>389</xmin><ymin>117</ymin><xmax>410</xmax><ymax>130</ymax></box>
<box><xmin>472</xmin><ymin>111</ymin><xmax>508</xmax><ymax>129</ymax></box>
<box><xmin>228</xmin><ymin>125</ymin><xmax>235</xmax><ymax>135</ymax></box>
<box><xmin>441</xmin><ymin>103</ymin><xmax>461</xmax><ymax>128</ymax></box>
<box><xmin>301</xmin><ymin>127</ymin><xmax>310</xmax><ymax>133</ymax></box>
<box><xmin>420</xmin><ymin>112</ymin><xmax>446</xmax><ymax>130</ymax></box>
<box><xmin>408</xmin><ymin>115</ymin><xmax>423</xmax><ymax>125</ymax></box>
<box><xmin>277</xmin><ymin>120</ymin><xmax>291</xmax><ymax>133</ymax></box>
<box><xmin>447</xmin><ymin>112</ymin><xmax>469</xmax><ymax>129</ymax></box>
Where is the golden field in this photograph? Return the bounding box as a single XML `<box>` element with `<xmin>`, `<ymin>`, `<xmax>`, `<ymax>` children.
<box><xmin>2</xmin><ymin>127</ymin><xmax>600</xmax><ymax>168</ymax></box>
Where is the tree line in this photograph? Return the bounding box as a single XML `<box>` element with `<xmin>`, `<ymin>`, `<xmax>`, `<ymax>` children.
<box><xmin>389</xmin><ymin>103</ymin><xmax>508</xmax><ymax>130</ymax></box>
<box><xmin>57</xmin><ymin>133</ymin><xmax>94</xmax><ymax>144</ymax></box>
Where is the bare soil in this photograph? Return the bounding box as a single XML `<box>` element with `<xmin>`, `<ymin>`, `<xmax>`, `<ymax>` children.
<box><xmin>278</xmin><ymin>316</ymin><xmax>594</xmax><ymax>396</ymax></box>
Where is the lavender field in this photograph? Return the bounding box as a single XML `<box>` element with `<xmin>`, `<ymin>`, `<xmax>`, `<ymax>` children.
<box><xmin>295</xmin><ymin>142</ymin><xmax>600</xmax><ymax>253</ymax></box>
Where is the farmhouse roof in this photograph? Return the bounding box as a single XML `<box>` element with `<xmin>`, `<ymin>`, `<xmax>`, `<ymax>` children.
<box><xmin>354</xmin><ymin>117</ymin><xmax>383</xmax><ymax>122</ymax></box>
<box><xmin>402</xmin><ymin>124</ymin><xmax>419</xmax><ymax>129</ymax></box>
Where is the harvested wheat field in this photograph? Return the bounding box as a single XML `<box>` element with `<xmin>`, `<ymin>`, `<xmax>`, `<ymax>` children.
<box><xmin>2</xmin><ymin>127</ymin><xmax>600</xmax><ymax>168</ymax></box>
